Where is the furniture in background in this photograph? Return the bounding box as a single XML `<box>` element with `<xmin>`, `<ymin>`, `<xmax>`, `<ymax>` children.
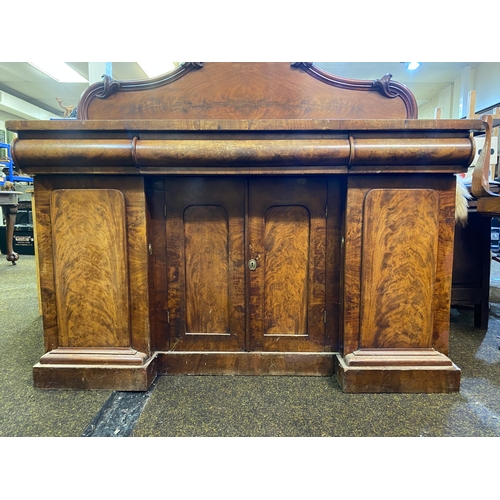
<box><xmin>6</xmin><ymin>62</ymin><xmax>484</xmax><ymax>393</ymax></box>
<box><xmin>435</xmin><ymin>96</ymin><xmax>500</xmax><ymax>330</ymax></box>
<box><xmin>1</xmin><ymin>143</ymin><xmax>34</xmax><ymax>264</ymax></box>
<box><xmin>438</xmin><ymin>95</ymin><xmax>500</xmax><ymax>330</ymax></box>
<box><xmin>1</xmin><ymin>142</ymin><xmax>32</xmax><ymax>184</ymax></box>
<box><xmin>451</xmin><ymin>109</ymin><xmax>500</xmax><ymax>329</ymax></box>
<box><xmin>452</xmin><ymin>209</ymin><xmax>492</xmax><ymax>329</ymax></box>
<box><xmin>0</xmin><ymin>189</ymin><xmax>21</xmax><ymax>264</ymax></box>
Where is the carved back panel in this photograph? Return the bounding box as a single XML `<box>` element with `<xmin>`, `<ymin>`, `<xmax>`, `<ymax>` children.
<box><xmin>77</xmin><ymin>62</ymin><xmax>417</xmax><ymax>120</ymax></box>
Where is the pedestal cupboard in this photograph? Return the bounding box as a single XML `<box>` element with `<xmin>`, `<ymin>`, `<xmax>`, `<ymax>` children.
<box><xmin>7</xmin><ymin>62</ymin><xmax>484</xmax><ymax>392</ymax></box>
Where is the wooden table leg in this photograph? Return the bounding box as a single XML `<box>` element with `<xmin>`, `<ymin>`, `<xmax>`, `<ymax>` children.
<box><xmin>2</xmin><ymin>205</ymin><xmax>19</xmax><ymax>265</ymax></box>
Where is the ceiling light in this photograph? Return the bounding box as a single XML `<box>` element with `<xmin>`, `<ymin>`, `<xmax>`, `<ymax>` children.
<box><xmin>137</xmin><ymin>62</ymin><xmax>177</xmax><ymax>78</ymax></box>
<box><xmin>406</xmin><ymin>62</ymin><xmax>421</xmax><ymax>71</ymax></box>
<box><xmin>29</xmin><ymin>62</ymin><xmax>88</xmax><ymax>83</ymax></box>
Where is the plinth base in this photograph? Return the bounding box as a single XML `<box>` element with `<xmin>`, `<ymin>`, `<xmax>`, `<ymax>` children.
<box><xmin>157</xmin><ymin>351</ymin><xmax>335</xmax><ymax>376</ymax></box>
<box><xmin>34</xmin><ymin>348</ymin><xmax>157</xmax><ymax>391</ymax></box>
<box><xmin>335</xmin><ymin>349</ymin><xmax>461</xmax><ymax>393</ymax></box>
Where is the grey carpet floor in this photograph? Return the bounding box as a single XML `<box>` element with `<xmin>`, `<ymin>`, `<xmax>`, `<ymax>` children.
<box><xmin>1</xmin><ymin>254</ymin><xmax>499</xmax><ymax>437</ymax></box>
<box><xmin>0</xmin><ymin>256</ymin><xmax>112</xmax><ymax>437</ymax></box>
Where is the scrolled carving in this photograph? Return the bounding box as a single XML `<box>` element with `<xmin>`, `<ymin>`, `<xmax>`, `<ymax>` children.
<box><xmin>181</xmin><ymin>62</ymin><xmax>204</xmax><ymax>69</ymax></box>
<box><xmin>77</xmin><ymin>62</ymin><xmax>418</xmax><ymax>120</ymax></box>
<box><xmin>372</xmin><ymin>74</ymin><xmax>399</xmax><ymax>98</ymax></box>
<box><xmin>291</xmin><ymin>62</ymin><xmax>313</xmax><ymax>68</ymax></box>
<box><xmin>96</xmin><ymin>74</ymin><xmax>121</xmax><ymax>99</ymax></box>
<box><xmin>78</xmin><ymin>63</ymin><xmax>204</xmax><ymax>119</ymax></box>
<box><xmin>291</xmin><ymin>63</ymin><xmax>418</xmax><ymax>118</ymax></box>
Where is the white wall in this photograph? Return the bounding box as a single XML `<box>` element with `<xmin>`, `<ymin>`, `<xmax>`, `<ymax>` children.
<box><xmin>453</xmin><ymin>73</ymin><xmax>463</xmax><ymax>118</ymax></box>
<box><xmin>473</xmin><ymin>63</ymin><xmax>500</xmax><ymax>113</ymax></box>
<box><xmin>419</xmin><ymin>84</ymin><xmax>454</xmax><ymax>119</ymax></box>
<box><xmin>418</xmin><ymin>63</ymin><xmax>500</xmax><ymax>118</ymax></box>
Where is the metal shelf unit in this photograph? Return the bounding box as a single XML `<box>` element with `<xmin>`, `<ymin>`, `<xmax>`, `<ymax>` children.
<box><xmin>1</xmin><ymin>142</ymin><xmax>33</xmax><ymax>184</ymax></box>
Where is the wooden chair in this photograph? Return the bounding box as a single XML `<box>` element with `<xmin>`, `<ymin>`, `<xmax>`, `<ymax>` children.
<box><xmin>452</xmin><ymin>110</ymin><xmax>500</xmax><ymax>329</ymax></box>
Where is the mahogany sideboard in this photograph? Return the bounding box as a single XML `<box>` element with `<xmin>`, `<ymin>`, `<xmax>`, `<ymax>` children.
<box><xmin>6</xmin><ymin>62</ymin><xmax>484</xmax><ymax>392</ymax></box>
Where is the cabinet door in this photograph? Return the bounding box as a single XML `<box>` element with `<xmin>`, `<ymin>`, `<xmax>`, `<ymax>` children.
<box><xmin>248</xmin><ymin>177</ymin><xmax>328</xmax><ymax>352</ymax></box>
<box><xmin>165</xmin><ymin>177</ymin><xmax>246</xmax><ymax>351</ymax></box>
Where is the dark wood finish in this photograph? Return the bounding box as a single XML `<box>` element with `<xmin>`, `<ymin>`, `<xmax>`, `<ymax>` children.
<box><xmin>184</xmin><ymin>205</ymin><xmax>231</xmax><ymax>333</ymax></box>
<box><xmin>165</xmin><ymin>177</ymin><xmax>246</xmax><ymax>352</ymax></box>
<box><xmin>451</xmin><ymin>212</ymin><xmax>492</xmax><ymax>329</ymax></box>
<box><xmin>6</xmin><ymin>62</ymin><xmax>484</xmax><ymax>392</ymax></box>
<box><xmin>262</xmin><ymin>205</ymin><xmax>310</xmax><ymax>334</ymax></box>
<box><xmin>360</xmin><ymin>188</ymin><xmax>438</xmax><ymax>348</ymax></box>
<box><xmin>342</xmin><ymin>175</ymin><xmax>457</xmax><ymax>357</ymax></box>
<box><xmin>338</xmin><ymin>174</ymin><xmax>461</xmax><ymax>391</ymax></box>
<box><xmin>11</xmin><ymin>134</ymin><xmax>475</xmax><ymax>174</ymax></box>
<box><xmin>33</xmin><ymin>356</ymin><xmax>158</xmax><ymax>391</ymax></box>
<box><xmin>336</xmin><ymin>350</ymin><xmax>460</xmax><ymax>393</ymax></box>
<box><xmin>145</xmin><ymin>178</ymin><xmax>169</xmax><ymax>352</ymax></box>
<box><xmin>9</xmin><ymin>118</ymin><xmax>481</xmax><ymax>134</ymax></box>
<box><xmin>77</xmin><ymin>62</ymin><xmax>417</xmax><ymax>120</ymax></box>
<box><xmin>454</xmin><ymin>114</ymin><xmax>500</xmax><ymax>330</ymax></box>
<box><xmin>472</xmin><ymin>115</ymin><xmax>494</xmax><ymax>199</ymax></box>
<box><xmin>161</xmin><ymin>176</ymin><xmax>337</xmax><ymax>354</ymax></box>
<box><xmin>476</xmin><ymin>196</ymin><xmax>500</xmax><ymax>214</ymax></box>
<box><xmin>50</xmin><ymin>189</ymin><xmax>130</xmax><ymax>348</ymax></box>
<box><xmin>248</xmin><ymin>177</ymin><xmax>329</xmax><ymax>352</ymax></box>
<box><xmin>31</xmin><ymin>175</ymin><xmax>151</xmax><ymax>364</ymax></box>
<box><xmin>157</xmin><ymin>352</ymin><xmax>334</xmax><ymax>376</ymax></box>
<box><xmin>0</xmin><ymin>194</ymin><xmax>19</xmax><ymax>264</ymax></box>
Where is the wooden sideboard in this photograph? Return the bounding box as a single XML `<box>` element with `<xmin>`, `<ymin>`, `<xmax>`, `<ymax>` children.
<box><xmin>7</xmin><ymin>62</ymin><xmax>484</xmax><ymax>392</ymax></box>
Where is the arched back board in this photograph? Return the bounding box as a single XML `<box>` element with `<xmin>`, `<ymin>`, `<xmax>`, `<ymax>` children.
<box><xmin>77</xmin><ymin>62</ymin><xmax>418</xmax><ymax>120</ymax></box>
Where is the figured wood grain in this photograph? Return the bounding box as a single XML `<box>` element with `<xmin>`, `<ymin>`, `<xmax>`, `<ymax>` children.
<box><xmin>249</xmin><ymin>177</ymin><xmax>328</xmax><ymax>352</ymax></box>
<box><xmin>136</xmin><ymin>139</ymin><xmax>351</xmax><ymax>167</ymax></box>
<box><xmin>13</xmin><ymin>139</ymin><xmax>134</xmax><ymax>168</ymax></box>
<box><xmin>51</xmin><ymin>189</ymin><xmax>130</xmax><ymax>348</ymax></box>
<box><xmin>7</xmin><ymin>118</ymin><xmax>484</xmax><ymax>133</ymax></box>
<box><xmin>6</xmin><ymin>62</ymin><xmax>474</xmax><ymax>392</ymax></box>
<box><xmin>32</xmin><ymin>177</ymin><xmax>59</xmax><ymax>352</ymax></box>
<box><xmin>165</xmin><ymin>177</ymin><xmax>245</xmax><ymax>351</ymax></box>
<box><xmin>34</xmin><ymin>176</ymin><xmax>150</xmax><ymax>357</ymax></box>
<box><xmin>264</xmin><ymin>206</ymin><xmax>309</xmax><ymax>334</ymax></box>
<box><xmin>184</xmin><ymin>205</ymin><xmax>230</xmax><ymax>333</ymax></box>
<box><xmin>360</xmin><ymin>189</ymin><xmax>439</xmax><ymax>348</ymax></box>
<box><xmin>12</xmin><ymin>136</ymin><xmax>474</xmax><ymax>172</ymax></box>
<box><xmin>81</xmin><ymin>63</ymin><xmax>411</xmax><ymax>120</ymax></box>
<box><xmin>342</xmin><ymin>183</ymin><xmax>365</xmax><ymax>355</ymax></box>
<box><xmin>431</xmin><ymin>176</ymin><xmax>457</xmax><ymax>354</ymax></box>
<box><xmin>343</xmin><ymin>175</ymin><xmax>456</xmax><ymax>357</ymax></box>
<box><xmin>349</xmin><ymin>138</ymin><xmax>474</xmax><ymax>166</ymax></box>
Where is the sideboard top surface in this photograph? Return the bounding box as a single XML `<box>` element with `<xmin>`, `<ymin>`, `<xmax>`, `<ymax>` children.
<box><xmin>7</xmin><ymin>118</ymin><xmax>485</xmax><ymax>134</ymax></box>
<box><xmin>5</xmin><ymin>63</ymin><xmax>485</xmax><ymax>176</ymax></box>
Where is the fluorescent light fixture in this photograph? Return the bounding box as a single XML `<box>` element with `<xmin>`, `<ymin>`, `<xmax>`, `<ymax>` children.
<box><xmin>29</xmin><ymin>62</ymin><xmax>88</xmax><ymax>83</ymax></box>
<box><xmin>406</xmin><ymin>62</ymin><xmax>421</xmax><ymax>71</ymax></box>
<box><xmin>137</xmin><ymin>62</ymin><xmax>176</xmax><ymax>78</ymax></box>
